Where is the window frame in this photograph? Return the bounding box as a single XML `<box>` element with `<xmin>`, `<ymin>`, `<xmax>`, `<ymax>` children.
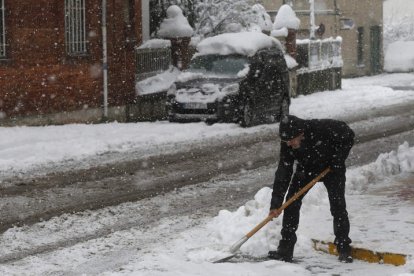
<box><xmin>64</xmin><ymin>0</ymin><xmax>88</xmax><ymax>56</ymax></box>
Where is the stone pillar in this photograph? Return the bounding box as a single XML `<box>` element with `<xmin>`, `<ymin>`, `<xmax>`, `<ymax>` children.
<box><xmin>286</xmin><ymin>28</ymin><xmax>297</xmax><ymax>59</ymax></box>
<box><xmin>169</xmin><ymin>37</ymin><xmax>191</xmax><ymax>70</ymax></box>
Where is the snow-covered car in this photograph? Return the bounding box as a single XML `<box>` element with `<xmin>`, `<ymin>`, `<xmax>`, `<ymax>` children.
<box><xmin>166</xmin><ymin>32</ymin><xmax>291</xmax><ymax>127</ymax></box>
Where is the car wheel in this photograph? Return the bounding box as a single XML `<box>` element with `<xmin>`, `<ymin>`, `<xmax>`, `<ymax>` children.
<box><xmin>168</xmin><ymin>116</ymin><xmax>176</xmax><ymax>122</ymax></box>
<box><xmin>168</xmin><ymin>115</ymin><xmax>181</xmax><ymax>123</ymax></box>
<box><xmin>240</xmin><ymin>100</ymin><xmax>255</xmax><ymax>127</ymax></box>
<box><xmin>205</xmin><ymin>119</ymin><xmax>216</xmax><ymax>125</ymax></box>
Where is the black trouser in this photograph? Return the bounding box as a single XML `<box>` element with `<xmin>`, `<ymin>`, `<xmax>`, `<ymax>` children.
<box><xmin>279</xmin><ymin>168</ymin><xmax>351</xmax><ymax>250</ymax></box>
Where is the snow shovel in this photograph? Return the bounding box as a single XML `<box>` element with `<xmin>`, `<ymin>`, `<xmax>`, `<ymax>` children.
<box><xmin>212</xmin><ymin>167</ymin><xmax>331</xmax><ymax>263</ymax></box>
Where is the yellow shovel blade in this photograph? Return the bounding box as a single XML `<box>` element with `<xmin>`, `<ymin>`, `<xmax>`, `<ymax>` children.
<box><xmin>312</xmin><ymin>239</ymin><xmax>407</xmax><ymax>266</ymax></box>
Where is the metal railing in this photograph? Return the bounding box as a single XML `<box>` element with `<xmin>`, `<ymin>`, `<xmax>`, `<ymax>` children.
<box><xmin>297</xmin><ymin>38</ymin><xmax>343</xmax><ymax>72</ymax></box>
<box><xmin>135</xmin><ymin>47</ymin><xmax>171</xmax><ymax>77</ymax></box>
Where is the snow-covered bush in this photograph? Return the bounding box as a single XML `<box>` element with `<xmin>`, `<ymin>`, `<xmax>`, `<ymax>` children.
<box><xmin>151</xmin><ymin>0</ymin><xmax>274</xmax><ymax>39</ymax></box>
<box><xmin>194</xmin><ymin>0</ymin><xmax>267</xmax><ymax>37</ymax></box>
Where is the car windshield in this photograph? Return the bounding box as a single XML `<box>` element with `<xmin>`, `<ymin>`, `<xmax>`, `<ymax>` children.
<box><xmin>188</xmin><ymin>55</ymin><xmax>249</xmax><ymax>77</ymax></box>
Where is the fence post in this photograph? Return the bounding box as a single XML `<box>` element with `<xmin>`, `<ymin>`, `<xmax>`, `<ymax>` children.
<box><xmin>286</xmin><ymin>29</ymin><xmax>297</xmax><ymax>59</ymax></box>
<box><xmin>169</xmin><ymin>37</ymin><xmax>191</xmax><ymax>70</ymax></box>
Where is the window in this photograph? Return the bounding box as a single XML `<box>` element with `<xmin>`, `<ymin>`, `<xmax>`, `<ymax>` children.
<box><xmin>65</xmin><ymin>0</ymin><xmax>87</xmax><ymax>55</ymax></box>
<box><xmin>123</xmin><ymin>0</ymin><xmax>136</xmax><ymax>43</ymax></box>
<box><xmin>340</xmin><ymin>18</ymin><xmax>354</xmax><ymax>30</ymax></box>
<box><xmin>0</xmin><ymin>0</ymin><xmax>6</xmax><ymax>58</ymax></box>
<box><xmin>357</xmin><ymin>27</ymin><xmax>364</xmax><ymax>66</ymax></box>
<box><xmin>123</xmin><ymin>0</ymin><xmax>134</xmax><ymax>28</ymax></box>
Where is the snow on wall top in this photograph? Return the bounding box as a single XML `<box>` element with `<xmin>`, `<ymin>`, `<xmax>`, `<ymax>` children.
<box><xmin>196</xmin><ymin>32</ymin><xmax>282</xmax><ymax>57</ymax></box>
<box><xmin>273</xmin><ymin>4</ymin><xmax>300</xmax><ymax>30</ymax></box>
<box><xmin>138</xmin><ymin>39</ymin><xmax>171</xmax><ymax>49</ymax></box>
<box><xmin>157</xmin><ymin>5</ymin><xmax>194</xmax><ymax>39</ymax></box>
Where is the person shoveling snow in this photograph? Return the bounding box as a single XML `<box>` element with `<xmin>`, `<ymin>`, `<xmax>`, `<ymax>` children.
<box><xmin>212</xmin><ymin>115</ymin><xmax>356</xmax><ymax>264</ymax></box>
<box><xmin>268</xmin><ymin>115</ymin><xmax>355</xmax><ymax>263</ymax></box>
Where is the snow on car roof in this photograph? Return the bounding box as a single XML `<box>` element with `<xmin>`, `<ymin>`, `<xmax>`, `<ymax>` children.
<box><xmin>195</xmin><ymin>32</ymin><xmax>283</xmax><ymax>57</ymax></box>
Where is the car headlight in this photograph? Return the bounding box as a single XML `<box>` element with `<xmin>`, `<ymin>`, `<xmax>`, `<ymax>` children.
<box><xmin>167</xmin><ymin>83</ymin><xmax>177</xmax><ymax>95</ymax></box>
<box><xmin>221</xmin><ymin>83</ymin><xmax>240</xmax><ymax>95</ymax></box>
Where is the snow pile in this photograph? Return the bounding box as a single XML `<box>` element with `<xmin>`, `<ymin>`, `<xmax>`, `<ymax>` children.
<box><xmin>157</xmin><ymin>5</ymin><xmax>194</xmax><ymax>39</ymax></box>
<box><xmin>270</xmin><ymin>4</ymin><xmax>301</xmax><ymax>38</ymax></box>
<box><xmin>207</xmin><ymin>187</ymin><xmax>277</xmax><ymax>256</ymax></box>
<box><xmin>341</xmin><ymin>72</ymin><xmax>414</xmax><ymax>88</ymax></box>
<box><xmin>285</xmin><ymin>54</ymin><xmax>298</xmax><ymax>69</ymax></box>
<box><xmin>175</xmin><ymin>83</ymin><xmax>227</xmax><ymax>104</ymax></box>
<box><xmin>196</xmin><ymin>32</ymin><xmax>282</xmax><ymax>57</ymax></box>
<box><xmin>384</xmin><ymin>41</ymin><xmax>414</xmax><ymax>72</ymax></box>
<box><xmin>135</xmin><ymin>67</ymin><xmax>181</xmax><ymax>96</ymax></box>
<box><xmin>348</xmin><ymin>141</ymin><xmax>414</xmax><ymax>192</ymax></box>
<box><xmin>176</xmin><ymin>72</ymin><xmax>205</xmax><ymax>83</ymax></box>
<box><xmin>273</xmin><ymin>4</ymin><xmax>300</xmax><ymax>31</ymax></box>
<box><xmin>204</xmin><ymin>183</ymin><xmax>325</xmax><ymax>257</ymax></box>
<box><xmin>137</xmin><ymin>39</ymin><xmax>171</xmax><ymax>49</ymax></box>
<box><xmin>291</xmin><ymin>82</ymin><xmax>414</xmax><ymax>119</ymax></box>
<box><xmin>271</xmin><ymin>28</ymin><xmax>289</xmax><ymax>38</ymax></box>
<box><xmin>251</xmin><ymin>4</ymin><xmax>273</xmax><ymax>32</ymax></box>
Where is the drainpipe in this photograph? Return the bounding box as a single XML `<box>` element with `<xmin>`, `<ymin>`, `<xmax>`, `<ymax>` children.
<box><xmin>309</xmin><ymin>0</ymin><xmax>315</xmax><ymax>40</ymax></box>
<box><xmin>102</xmin><ymin>0</ymin><xmax>109</xmax><ymax>120</ymax></box>
<box><xmin>333</xmin><ymin>0</ymin><xmax>339</xmax><ymax>36</ymax></box>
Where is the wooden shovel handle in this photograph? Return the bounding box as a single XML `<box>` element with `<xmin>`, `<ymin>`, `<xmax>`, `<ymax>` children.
<box><xmin>246</xmin><ymin>167</ymin><xmax>331</xmax><ymax>238</ymax></box>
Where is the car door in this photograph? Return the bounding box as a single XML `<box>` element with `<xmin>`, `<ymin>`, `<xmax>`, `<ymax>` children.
<box><xmin>249</xmin><ymin>51</ymin><xmax>271</xmax><ymax>121</ymax></box>
<box><xmin>257</xmin><ymin>50</ymin><xmax>281</xmax><ymax>115</ymax></box>
<box><xmin>240</xmin><ymin>55</ymin><xmax>261</xmax><ymax>103</ymax></box>
<box><xmin>265</xmin><ymin>50</ymin><xmax>289</xmax><ymax>117</ymax></box>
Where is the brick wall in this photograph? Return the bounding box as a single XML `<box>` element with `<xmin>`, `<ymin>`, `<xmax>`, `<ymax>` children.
<box><xmin>0</xmin><ymin>0</ymin><xmax>140</xmax><ymax>122</ymax></box>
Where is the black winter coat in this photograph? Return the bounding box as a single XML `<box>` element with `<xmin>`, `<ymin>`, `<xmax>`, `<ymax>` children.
<box><xmin>270</xmin><ymin>118</ymin><xmax>355</xmax><ymax>210</ymax></box>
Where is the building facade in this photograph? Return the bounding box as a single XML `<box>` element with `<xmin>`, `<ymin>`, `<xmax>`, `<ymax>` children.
<box><xmin>257</xmin><ymin>0</ymin><xmax>383</xmax><ymax>77</ymax></box>
<box><xmin>0</xmin><ymin>0</ymin><xmax>142</xmax><ymax>125</ymax></box>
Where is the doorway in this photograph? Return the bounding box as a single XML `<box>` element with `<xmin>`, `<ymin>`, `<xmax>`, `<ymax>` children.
<box><xmin>370</xmin><ymin>25</ymin><xmax>382</xmax><ymax>74</ymax></box>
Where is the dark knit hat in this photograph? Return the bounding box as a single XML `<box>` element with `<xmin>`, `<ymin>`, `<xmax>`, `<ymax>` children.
<box><xmin>279</xmin><ymin>115</ymin><xmax>306</xmax><ymax>141</ymax></box>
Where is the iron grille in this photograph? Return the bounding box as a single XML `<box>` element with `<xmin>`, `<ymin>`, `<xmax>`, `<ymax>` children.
<box><xmin>65</xmin><ymin>0</ymin><xmax>87</xmax><ymax>55</ymax></box>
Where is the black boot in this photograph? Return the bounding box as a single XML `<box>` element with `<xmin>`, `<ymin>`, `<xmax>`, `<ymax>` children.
<box><xmin>268</xmin><ymin>240</ymin><xmax>294</xmax><ymax>262</ymax></box>
<box><xmin>337</xmin><ymin>242</ymin><xmax>353</xmax><ymax>263</ymax></box>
